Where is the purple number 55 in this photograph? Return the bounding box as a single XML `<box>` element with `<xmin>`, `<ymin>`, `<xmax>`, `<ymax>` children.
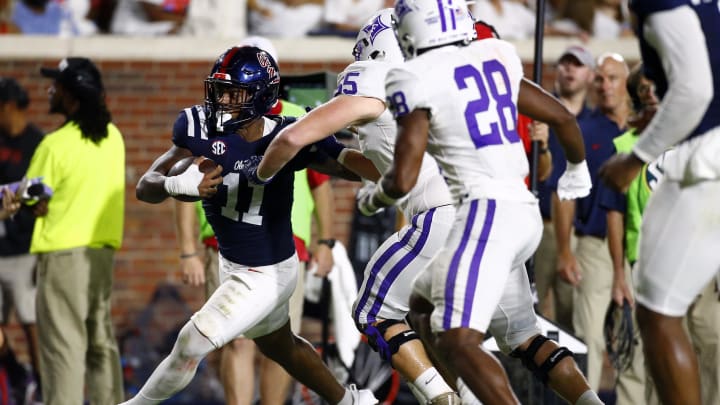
<box><xmin>335</xmin><ymin>71</ymin><xmax>360</xmax><ymax>96</ymax></box>
<box><xmin>454</xmin><ymin>61</ymin><xmax>520</xmax><ymax>148</ymax></box>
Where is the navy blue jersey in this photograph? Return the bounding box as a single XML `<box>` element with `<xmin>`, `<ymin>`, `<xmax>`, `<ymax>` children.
<box><xmin>539</xmin><ymin>106</ymin><xmax>592</xmax><ymax>220</ymax></box>
<box><xmin>550</xmin><ymin>109</ymin><xmax>624</xmax><ymax>238</ymax></box>
<box><xmin>631</xmin><ymin>0</ymin><xmax>720</xmax><ymax>138</ymax></box>
<box><xmin>172</xmin><ymin>105</ymin><xmax>343</xmax><ymax>266</ymax></box>
<box><xmin>0</xmin><ymin>124</ymin><xmax>44</xmax><ymax>256</ymax></box>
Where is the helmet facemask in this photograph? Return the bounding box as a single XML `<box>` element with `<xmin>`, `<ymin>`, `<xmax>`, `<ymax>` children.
<box><xmin>205</xmin><ymin>76</ymin><xmax>263</xmax><ymax>132</ymax></box>
<box><xmin>204</xmin><ymin>46</ymin><xmax>280</xmax><ymax>134</ymax></box>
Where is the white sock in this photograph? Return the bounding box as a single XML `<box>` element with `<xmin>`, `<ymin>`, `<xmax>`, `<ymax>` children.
<box><xmin>411</xmin><ymin>368</ymin><xmax>454</xmax><ymax>402</ymax></box>
<box><xmin>121</xmin><ymin>322</ymin><xmax>215</xmax><ymax>404</ymax></box>
<box><xmin>575</xmin><ymin>390</ymin><xmax>604</xmax><ymax>405</ymax></box>
<box><xmin>457</xmin><ymin>378</ymin><xmax>483</xmax><ymax>405</ymax></box>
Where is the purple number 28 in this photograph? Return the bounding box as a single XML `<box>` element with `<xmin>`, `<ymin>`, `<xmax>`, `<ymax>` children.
<box><xmin>454</xmin><ymin>61</ymin><xmax>520</xmax><ymax>148</ymax></box>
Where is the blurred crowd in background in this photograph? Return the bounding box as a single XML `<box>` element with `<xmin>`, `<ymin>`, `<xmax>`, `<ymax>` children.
<box><xmin>0</xmin><ymin>0</ymin><xmax>634</xmax><ymax>41</ymax></box>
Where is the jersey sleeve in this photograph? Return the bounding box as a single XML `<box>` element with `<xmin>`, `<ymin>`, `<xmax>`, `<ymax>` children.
<box><xmin>311</xmin><ymin>135</ymin><xmax>347</xmax><ymax>161</ymax></box>
<box><xmin>385</xmin><ymin>66</ymin><xmax>428</xmax><ymax>119</ymax></box>
<box><xmin>289</xmin><ymin>135</ymin><xmax>346</xmax><ymax>170</ymax></box>
<box><xmin>632</xmin><ymin>6</ymin><xmax>714</xmax><ymax>162</ymax></box>
<box><xmin>172</xmin><ymin>105</ymin><xmax>207</xmax><ymax>149</ymax></box>
<box><xmin>171</xmin><ymin>105</ymin><xmax>211</xmax><ymax>150</ymax></box>
<box><xmin>335</xmin><ymin>61</ymin><xmax>389</xmax><ymax>102</ymax></box>
<box><xmin>171</xmin><ymin>109</ymin><xmax>191</xmax><ymax>149</ymax></box>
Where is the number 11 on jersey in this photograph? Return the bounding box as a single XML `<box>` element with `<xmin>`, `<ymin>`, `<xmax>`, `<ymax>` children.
<box><xmin>221</xmin><ymin>173</ymin><xmax>265</xmax><ymax>225</ymax></box>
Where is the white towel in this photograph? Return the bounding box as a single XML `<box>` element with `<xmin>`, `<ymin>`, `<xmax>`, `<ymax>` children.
<box><xmin>305</xmin><ymin>241</ymin><xmax>361</xmax><ymax>368</ymax></box>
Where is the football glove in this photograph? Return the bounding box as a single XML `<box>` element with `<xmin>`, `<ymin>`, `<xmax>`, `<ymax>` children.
<box><xmin>357</xmin><ymin>180</ymin><xmax>405</xmax><ymax>216</ymax></box>
<box><xmin>557</xmin><ymin>160</ymin><xmax>592</xmax><ymax>200</ymax></box>
<box><xmin>357</xmin><ymin>183</ymin><xmax>383</xmax><ymax>216</ymax></box>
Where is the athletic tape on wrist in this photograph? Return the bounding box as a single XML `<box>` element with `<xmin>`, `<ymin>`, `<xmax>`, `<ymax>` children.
<box><xmin>164</xmin><ymin>164</ymin><xmax>203</xmax><ymax>196</ymax></box>
<box><xmin>566</xmin><ymin>159</ymin><xmax>588</xmax><ymax>173</ymax></box>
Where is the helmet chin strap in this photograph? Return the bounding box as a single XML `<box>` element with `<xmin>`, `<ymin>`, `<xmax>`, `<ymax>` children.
<box><xmin>215</xmin><ymin>111</ymin><xmax>233</xmax><ymax>132</ymax></box>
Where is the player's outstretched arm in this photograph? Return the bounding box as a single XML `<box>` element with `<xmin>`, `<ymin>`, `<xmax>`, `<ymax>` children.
<box><xmin>518</xmin><ymin>79</ymin><xmax>585</xmax><ymax>164</ymax></box>
<box><xmin>519</xmin><ymin>79</ymin><xmax>591</xmax><ymax>200</ymax></box>
<box><xmin>631</xmin><ymin>7</ymin><xmax>712</xmax><ymax>163</ymax></box>
<box><xmin>599</xmin><ymin>8</ymin><xmax>713</xmax><ymax>193</ymax></box>
<box><xmin>308</xmin><ymin>148</ymin><xmax>380</xmax><ymax>182</ymax></box>
<box><xmin>257</xmin><ymin>95</ymin><xmax>385</xmax><ymax>181</ymax></box>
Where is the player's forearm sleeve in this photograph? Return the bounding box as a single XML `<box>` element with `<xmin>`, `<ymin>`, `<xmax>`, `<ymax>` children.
<box><xmin>633</xmin><ymin>7</ymin><xmax>714</xmax><ymax>163</ymax></box>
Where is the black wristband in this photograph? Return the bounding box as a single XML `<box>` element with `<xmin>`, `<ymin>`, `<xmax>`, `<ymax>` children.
<box><xmin>539</xmin><ymin>147</ymin><xmax>549</xmax><ymax>154</ymax></box>
<box><xmin>180</xmin><ymin>252</ymin><xmax>198</xmax><ymax>259</ymax></box>
<box><xmin>317</xmin><ymin>239</ymin><xmax>336</xmax><ymax>248</ymax></box>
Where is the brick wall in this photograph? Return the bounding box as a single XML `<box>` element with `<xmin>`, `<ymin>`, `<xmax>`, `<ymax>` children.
<box><xmin>0</xmin><ymin>58</ymin><xmax>563</xmax><ymax>362</ymax></box>
<box><xmin>1</xmin><ymin>59</ymin><xmax>366</xmax><ymax>362</ymax></box>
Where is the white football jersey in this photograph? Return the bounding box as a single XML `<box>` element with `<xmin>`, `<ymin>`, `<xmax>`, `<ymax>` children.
<box><xmin>385</xmin><ymin>39</ymin><xmax>536</xmax><ymax>204</ymax></box>
<box><xmin>336</xmin><ymin>60</ymin><xmax>453</xmax><ymax>218</ymax></box>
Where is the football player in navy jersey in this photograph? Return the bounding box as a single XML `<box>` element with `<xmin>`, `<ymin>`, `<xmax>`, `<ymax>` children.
<box><xmin>124</xmin><ymin>46</ymin><xmax>379</xmax><ymax>405</ymax></box>
<box><xmin>600</xmin><ymin>1</ymin><xmax>720</xmax><ymax>404</ymax></box>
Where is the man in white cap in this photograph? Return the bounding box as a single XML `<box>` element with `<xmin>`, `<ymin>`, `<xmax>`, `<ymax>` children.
<box><xmin>534</xmin><ymin>44</ymin><xmax>595</xmax><ymax>331</ymax></box>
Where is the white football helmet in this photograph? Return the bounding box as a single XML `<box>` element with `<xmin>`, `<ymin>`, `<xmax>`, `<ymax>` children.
<box><xmin>393</xmin><ymin>0</ymin><xmax>475</xmax><ymax>59</ymax></box>
<box><xmin>353</xmin><ymin>8</ymin><xmax>404</xmax><ymax>63</ymax></box>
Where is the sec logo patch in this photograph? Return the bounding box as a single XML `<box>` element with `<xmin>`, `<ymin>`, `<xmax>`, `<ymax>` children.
<box><xmin>211</xmin><ymin>140</ymin><xmax>227</xmax><ymax>156</ymax></box>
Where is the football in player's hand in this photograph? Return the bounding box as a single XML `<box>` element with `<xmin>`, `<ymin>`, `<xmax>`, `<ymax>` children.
<box><xmin>168</xmin><ymin>156</ymin><xmax>219</xmax><ymax>202</ymax></box>
<box><xmin>169</xmin><ymin>156</ymin><xmax>218</xmax><ymax>176</ymax></box>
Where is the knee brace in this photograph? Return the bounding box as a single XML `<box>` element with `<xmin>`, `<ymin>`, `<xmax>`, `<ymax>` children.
<box><xmin>359</xmin><ymin>319</ymin><xmax>420</xmax><ymax>362</ymax></box>
<box><xmin>510</xmin><ymin>335</ymin><xmax>573</xmax><ymax>385</ymax></box>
